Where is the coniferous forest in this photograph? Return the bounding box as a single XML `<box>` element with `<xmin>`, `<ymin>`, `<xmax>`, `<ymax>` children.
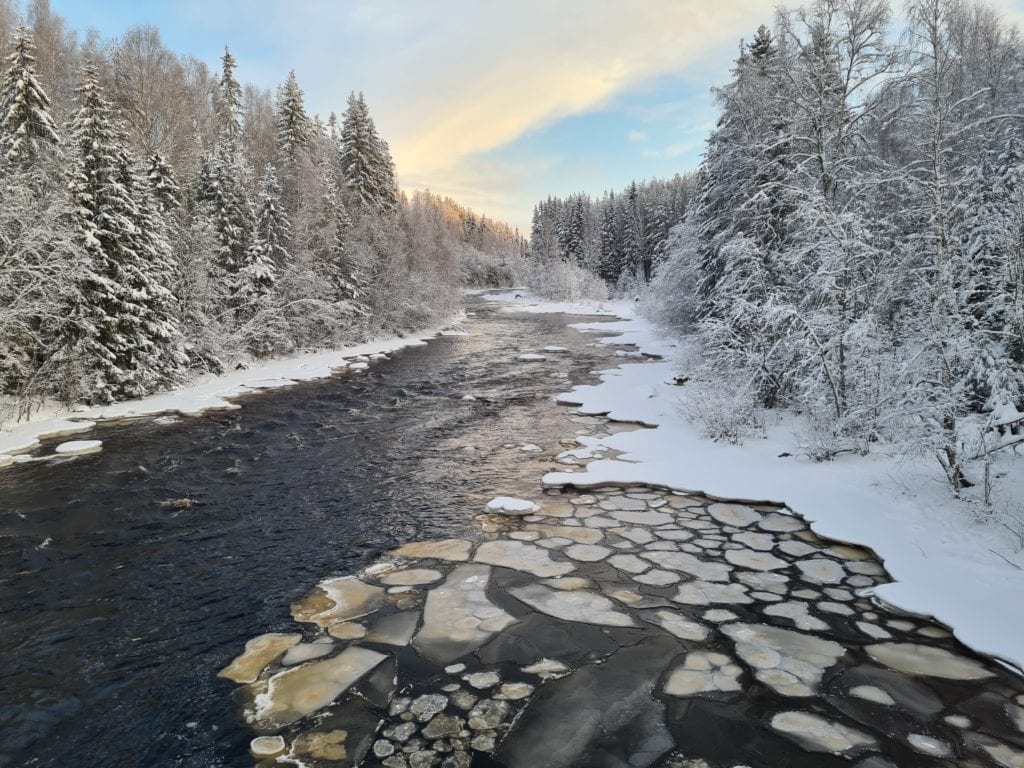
<box><xmin>0</xmin><ymin>1</ymin><xmax>523</xmax><ymax>415</ymax></box>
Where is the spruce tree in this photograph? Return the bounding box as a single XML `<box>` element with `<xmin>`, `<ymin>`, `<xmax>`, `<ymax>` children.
<box><xmin>58</xmin><ymin>62</ymin><xmax>184</xmax><ymax>403</ymax></box>
<box><xmin>217</xmin><ymin>46</ymin><xmax>243</xmax><ymax>153</ymax></box>
<box><xmin>251</xmin><ymin>163</ymin><xmax>291</xmax><ymax>268</ymax></box>
<box><xmin>598</xmin><ymin>193</ymin><xmax>623</xmax><ymax>282</ymax></box>
<box><xmin>321</xmin><ymin>167</ymin><xmax>364</xmax><ymax>305</ymax></box>
<box><xmin>146</xmin><ymin>151</ymin><xmax>181</xmax><ymax>214</ymax></box>
<box><xmin>275</xmin><ymin>69</ymin><xmax>310</xmax><ymax>161</ymax></box>
<box><xmin>0</xmin><ymin>24</ymin><xmax>64</xmax><ymax>395</ymax></box>
<box><xmin>0</xmin><ymin>25</ymin><xmax>59</xmax><ymax>171</ymax></box>
<box><xmin>339</xmin><ymin>91</ymin><xmax>398</xmax><ymax>216</ymax></box>
<box><xmin>196</xmin><ymin>144</ymin><xmax>253</xmax><ymax>276</ymax></box>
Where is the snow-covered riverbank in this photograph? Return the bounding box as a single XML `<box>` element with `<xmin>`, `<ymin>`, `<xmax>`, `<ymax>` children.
<box><xmin>0</xmin><ymin>323</ymin><xmax>457</xmax><ymax>465</ymax></box>
<box><xmin>485</xmin><ymin>291</ymin><xmax>1024</xmax><ymax>673</ymax></box>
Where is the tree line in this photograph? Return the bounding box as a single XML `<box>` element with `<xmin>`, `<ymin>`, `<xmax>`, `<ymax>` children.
<box><xmin>528</xmin><ymin>174</ymin><xmax>695</xmax><ymax>293</ymax></box>
<box><xmin>0</xmin><ymin>1</ymin><xmax>521</xmax><ymax>414</ymax></box>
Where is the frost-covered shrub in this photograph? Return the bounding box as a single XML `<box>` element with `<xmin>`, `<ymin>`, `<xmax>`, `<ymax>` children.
<box><xmin>457</xmin><ymin>244</ymin><xmax>516</xmax><ymax>288</ymax></box>
<box><xmin>523</xmin><ymin>258</ymin><xmax>609</xmax><ymax>303</ymax></box>
<box><xmin>681</xmin><ymin>373</ymin><xmax>765</xmax><ymax>445</ymax></box>
<box><xmin>795</xmin><ymin>410</ymin><xmax>867</xmax><ymax>461</ymax></box>
<box><xmin>640</xmin><ymin>222</ymin><xmax>701</xmax><ymax>331</ymax></box>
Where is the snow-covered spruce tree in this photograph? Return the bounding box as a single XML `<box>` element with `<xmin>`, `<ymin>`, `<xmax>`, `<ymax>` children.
<box><xmin>194</xmin><ymin>48</ymin><xmax>255</xmax><ymax>285</ymax></box>
<box><xmin>529</xmin><ymin>198</ymin><xmax>561</xmax><ymax>263</ymax></box>
<box><xmin>55</xmin><ymin>62</ymin><xmax>185</xmax><ymax>404</ymax></box>
<box><xmin>597</xmin><ymin>192</ymin><xmax>624</xmax><ymax>283</ymax></box>
<box><xmin>997</xmin><ymin>138</ymin><xmax>1024</xmax><ymax>371</ymax></box>
<box><xmin>272</xmin><ymin>68</ymin><xmax>312</xmax><ymax>224</ymax></box>
<box><xmin>622</xmin><ymin>182</ymin><xmax>647</xmax><ymax>285</ymax></box>
<box><xmin>338</xmin><ymin>91</ymin><xmax>398</xmax><ymax>217</ymax></box>
<box><xmin>146</xmin><ymin>151</ymin><xmax>181</xmax><ymax>213</ymax></box>
<box><xmin>0</xmin><ymin>25</ymin><xmax>59</xmax><ymax>171</ymax></box>
<box><xmin>320</xmin><ymin>166</ymin><xmax>364</xmax><ymax>307</ymax></box>
<box><xmin>685</xmin><ymin>23</ymin><xmax>801</xmax><ymax>410</ymax></box>
<box><xmin>145</xmin><ymin>149</ymin><xmax>225</xmax><ymax>372</ymax></box>
<box><xmin>234</xmin><ymin>237</ymin><xmax>282</xmax><ymax>358</ymax></box>
<box><xmin>227</xmin><ymin>162</ymin><xmax>290</xmax><ymax>358</ymax></box>
<box><xmin>217</xmin><ymin>46</ymin><xmax>243</xmax><ymax>154</ymax></box>
<box><xmin>275</xmin><ymin>69</ymin><xmax>310</xmax><ymax>163</ymax></box>
<box><xmin>558</xmin><ymin>194</ymin><xmax>587</xmax><ymax>266</ymax></box>
<box><xmin>196</xmin><ymin>144</ymin><xmax>254</xmax><ymax>278</ymax></box>
<box><xmin>951</xmin><ymin>155</ymin><xmax>1022</xmax><ymax>419</ymax></box>
<box><xmin>251</xmin><ymin>163</ymin><xmax>291</xmax><ymax>268</ymax></box>
<box><xmin>0</xmin><ymin>24</ymin><xmax>68</xmax><ymax>401</ymax></box>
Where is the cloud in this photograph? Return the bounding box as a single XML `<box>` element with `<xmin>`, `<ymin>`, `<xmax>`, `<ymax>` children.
<box><xmin>628</xmin><ymin>130</ymin><xmax>650</xmax><ymax>143</ymax></box>
<box><xmin>246</xmin><ymin>1</ymin><xmax>778</xmax><ymax>205</ymax></box>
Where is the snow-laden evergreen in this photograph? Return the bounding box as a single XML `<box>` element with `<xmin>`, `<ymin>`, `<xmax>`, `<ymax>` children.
<box><xmin>526</xmin><ymin>175</ymin><xmax>694</xmax><ymax>293</ymax></box>
<box><xmin>0</xmin><ymin>24</ymin><xmax>67</xmax><ymax>400</ymax></box>
<box><xmin>275</xmin><ymin>70</ymin><xmax>310</xmax><ymax>163</ymax></box>
<box><xmin>338</xmin><ymin>91</ymin><xmax>399</xmax><ymax>217</ymax></box>
<box><xmin>217</xmin><ymin>46</ymin><xmax>243</xmax><ymax>154</ymax></box>
<box><xmin>57</xmin><ymin>62</ymin><xmax>185</xmax><ymax>403</ymax></box>
<box><xmin>0</xmin><ymin>25</ymin><xmax>58</xmax><ymax>169</ymax></box>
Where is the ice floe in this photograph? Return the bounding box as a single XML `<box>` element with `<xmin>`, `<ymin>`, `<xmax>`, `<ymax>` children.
<box><xmin>254</xmin><ymin>646</ymin><xmax>387</xmax><ymax>726</ymax></box>
<box><xmin>413</xmin><ymin>564</ymin><xmax>516</xmax><ymax>663</ymax></box>
<box><xmin>509</xmin><ymin>582</ymin><xmax>636</xmax><ymax>627</ymax></box>
<box><xmin>485</xmin><ymin>496</ymin><xmax>540</xmax><ymax>514</ymax></box>
<box><xmin>53</xmin><ymin>439</ymin><xmax>102</xmax><ymax>455</ymax></box>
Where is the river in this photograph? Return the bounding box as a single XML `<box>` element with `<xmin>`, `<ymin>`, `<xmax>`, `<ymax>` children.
<box><xmin>0</xmin><ymin>301</ymin><xmax>618</xmax><ymax>768</ymax></box>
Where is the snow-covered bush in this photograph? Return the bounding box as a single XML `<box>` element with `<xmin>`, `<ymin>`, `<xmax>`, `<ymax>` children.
<box><xmin>456</xmin><ymin>244</ymin><xmax>516</xmax><ymax>288</ymax></box>
<box><xmin>523</xmin><ymin>258</ymin><xmax>609</xmax><ymax>303</ymax></box>
<box><xmin>640</xmin><ymin>222</ymin><xmax>701</xmax><ymax>331</ymax></box>
<box><xmin>681</xmin><ymin>372</ymin><xmax>766</xmax><ymax>445</ymax></box>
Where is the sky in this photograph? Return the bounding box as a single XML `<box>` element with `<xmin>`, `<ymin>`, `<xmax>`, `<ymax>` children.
<box><xmin>50</xmin><ymin>0</ymin><xmax>1024</xmax><ymax>231</ymax></box>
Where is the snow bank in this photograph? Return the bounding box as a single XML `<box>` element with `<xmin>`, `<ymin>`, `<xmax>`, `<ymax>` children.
<box><xmin>481</xmin><ymin>290</ymin><xmax>631</xmax><ymax>317</ymax></box>
<box><xmin>0</xmin><ymin>325</ymin><xmax>451</xmax><ymax>461</ymax></box>
<box><xmin>512</xmin><ymin>300</ymin><xmax>1024</xmax><ymax>673</ymax></box>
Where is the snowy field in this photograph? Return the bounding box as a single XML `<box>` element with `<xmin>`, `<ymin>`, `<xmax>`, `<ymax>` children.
<box><xmin>0</xmin><ymin>325</ymin><xmax>453</xmax><ymax>465</ymax></box>
<box><xmin>484</xmin><ymin>291</ymin><xmax>1024</xmax><ymax>674</ymax></box>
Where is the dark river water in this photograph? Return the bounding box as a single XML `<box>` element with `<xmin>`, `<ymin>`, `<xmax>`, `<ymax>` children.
<box><xmin>0</xmin><ymin>302</ymin><xmax>618</xmax><ymax>768</ymax></box>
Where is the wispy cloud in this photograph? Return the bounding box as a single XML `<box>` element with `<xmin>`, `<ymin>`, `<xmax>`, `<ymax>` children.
<box><xmin>628</xmin><ymin>130</ymin><xmax>650</xmax><ymax>143</ymax></box>
<box><xmin>250</xmin><ymin>0</ymin><xmax>779</xmax><ymax>211</ymax></box>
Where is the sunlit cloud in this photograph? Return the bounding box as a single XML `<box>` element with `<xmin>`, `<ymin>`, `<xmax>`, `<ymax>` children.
<box><xmin>628</xmin><ymin>130</ymin><xmax>650</xmax><ymax>143</ymax></box>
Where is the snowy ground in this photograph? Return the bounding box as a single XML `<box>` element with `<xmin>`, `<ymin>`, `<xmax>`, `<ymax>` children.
<box><xmin>480</xmin><ymin>289</ymin><xmax>626</xmax><ymax>317</ymax></box>
<box><xmin>0</xmin><ymin>324</ymin><xmax>456</xmax><ymax>465</ymax></box>
<box><xmin>483</xmin><ymin>291</ymin><xmax>1024</xmax><ymax>674</ymax></box>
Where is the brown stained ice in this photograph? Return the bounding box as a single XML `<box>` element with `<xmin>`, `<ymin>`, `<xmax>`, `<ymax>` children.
<box><xmin>219</xmin><ymin>633</ymin><xmax>302</xmax><ymax>684</ymax></box>
<box><xmin>412</xmin><ymin>564</ymin><xmax>516</xmax><ymax>663</ymax></box>
<box><xmin>292</xmin><ymin>576</ymin><xmax>385</xmax><ymax>627</ymax></box>
<box><xmin>253</xmin><ymin>646</ymin><xmax>388</xmax><ymax>726</ymax></box>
